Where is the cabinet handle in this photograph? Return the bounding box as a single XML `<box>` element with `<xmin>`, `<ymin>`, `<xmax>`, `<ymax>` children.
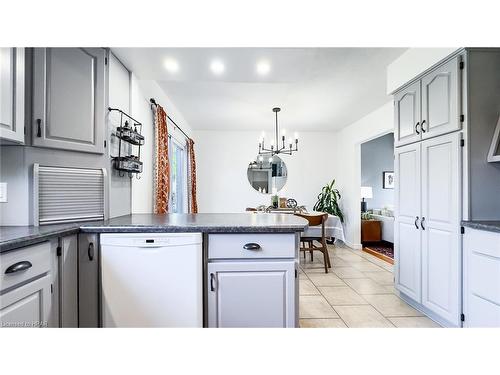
<box><xmin>5</xmin><ymin>261</ymin><xmax>33</xmax><ymax>274</ymax></box>
<box><xmin>414</xmin><ymin>216</ymin><xmax>419</xmax><ymax>229</ymax></box>
<box><xmin>243</xmin><ymin>243</ymin><xmax>261</xmax><ymax>251</ymax></box>
<box><xmin>415</xmin><ymin>122</ymin><xmax>420</xmax><ymax>135</ymax></box>
<box><xmin>421</xmin><ymin>120</ymin><xmax>426</xmax><ymax>133</ymax></box>
<box><xmin>210</xmin><ymin>273</ymin><xmax>216</xmax><ymax>292</ymax></box>
<box><xmin>421</xmin><ymin>217</ymin><xmax>426</xmax><ymax>230</ymax></box>
<box><xmin>36</xmin><ymin>119</ymin><xmax>42</xmax><ymax>137</ymax></box>
<box><xmin>88</xmin><ymin>242</ymin><xmax>94</xmax><ymax>261</ymax></box>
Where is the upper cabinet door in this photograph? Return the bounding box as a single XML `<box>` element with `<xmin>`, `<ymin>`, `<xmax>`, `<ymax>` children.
<box><xmin>394</xmin><ymin>142</ymin><xmax>422</xmax><ymax>302</ymax></box>
<box><xmin>421</xmin><ymin>132</ymin><xmax>461</xmax><ymax>326</ymax></box>
<box><xmin>32</xmin><ymin>48</ymin><xmax>105</xmax><ymax>154</ymax></box>
<box><xmin>0</xmin><ymin>48</ymin><xmax>25</xmax><ymax>143</ymax></box>
<box><xmin>421</xmin><ymin>57</ymin><xmax>460</xmax><ymax>140</ymax></box>
<box><xmin>394</xmin><ymin>81</ymin><xmax>421</xmax><ymax>147</ymax></box>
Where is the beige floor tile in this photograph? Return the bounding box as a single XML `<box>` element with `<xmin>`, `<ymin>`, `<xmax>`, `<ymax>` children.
<box><xmin>299</xmin><ymin>319</ymin><xmax>347</xmax><ymax>328</ymax></box>
<box><xmin>383</xmin><ymin>285</ymin><xmax>399</xmax><ymax>295</ymax></box>
<box><xmin>330</xmin><ymin>257</ymin><xmax>350</xmax><ymax>267</ymax></box>
<box><xmin>300</xmin><ymin>279</ymin><xmax>321</xmax><ymax>295</ymax></box>
<box><xmin>364</xmin><ymin>271</ymin><xmax>394</xmax><ymax>285</ymax></box>
<box><xmin>388</xmin><ymin>317</ymin><xmax>441</xmax><ymax>328</ymax></box>
<box><xmin>344</xmin><ymin>278</ymin><xmax>390</xmax><ymax>295</ymax></box>
<box><xmin>336</xmin><ymin>253</ymin><xmax>367</xmax><ymax>263</ymax></box>
<box><xmin>333</xmin><ymin>266</ymin><xmax>366</xmax><ymax>279</ymax></box>
<box><xmin>363</xmin><ymin>294</ymin><xmax>423</xmax><ymax>317</ymax></box>
<box><xmin>334</xmin><ymin>305</ymin><xmax>394</xmax><ymax>328</ymax></box>
<box><xmin>299</xmin><ymin>295</ymin><xmax>339</xmax><ymax>319</ymax></box>
<box><xmin>318</xmin><ymin>286</ymin><xmax>368</xmax><ymax>306</ymax></box>
<box><xmin>304</xmin><ymin>267</ymin><xmax>329</xmax><ymax>274</ymax></box>
<box><xmin>299</xmin><ymin>273</ymin><xmax>308</xmax><ymax>280</ymax></box>
<box><xmin>350</xmin><ymin>262</ymin><xmax>386</xmax><ymax>272</ymax></box>
<box><xmin>307</xmin><ymin>273</ymin><xmax>346</xmax><ymax>287</ymax></box>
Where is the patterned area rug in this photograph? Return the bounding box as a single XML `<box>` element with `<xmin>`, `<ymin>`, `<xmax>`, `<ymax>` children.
<box><xmin>366</xmin><ymin>244</ymin><xmax>394</xmax><ymax>259</ymax></box>
<box><xmin>363</xmin><ymin>243</ymin><xmax>394</xmax><ymax>264</ymax></box>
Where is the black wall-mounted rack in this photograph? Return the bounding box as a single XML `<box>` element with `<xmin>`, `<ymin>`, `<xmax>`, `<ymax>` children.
<box><xmin>108</xmin><ymin>107</ymin><xmax>144</xmax><ymax>178</ymax></box>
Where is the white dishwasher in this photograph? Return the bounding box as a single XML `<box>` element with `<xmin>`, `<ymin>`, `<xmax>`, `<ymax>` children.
<box><xmin>100</xmin><ymin>233</ymin><xmax>203</xmax><ymax>327</ymax></box>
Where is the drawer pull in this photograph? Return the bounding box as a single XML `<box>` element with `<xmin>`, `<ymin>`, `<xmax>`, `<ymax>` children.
<box><xmin>5</xmin><ymin>261</ymin><xmax>33</xmax><ymax>275</ymax></box>
<box><xmin>243</xmin><ymin>243</ymin><xmax>261</xmax><ymax>251</ymax></box>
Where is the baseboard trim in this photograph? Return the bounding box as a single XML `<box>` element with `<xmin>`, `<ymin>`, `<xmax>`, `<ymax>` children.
<box><xmin>398</xmin><ymin>292</ymin><xmax>460</xmax><ymax>328</ymax></box>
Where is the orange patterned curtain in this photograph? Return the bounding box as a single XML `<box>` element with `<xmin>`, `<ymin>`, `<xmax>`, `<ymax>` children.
<box><xmin>187</xmin><ymin>138</ymin><xmax>198</xmax><ymax>213</ymax></box>
<box><xmin>154</xmin><ymin>105</ymin><xmax>170</xmax><ymax>214</ymax></box>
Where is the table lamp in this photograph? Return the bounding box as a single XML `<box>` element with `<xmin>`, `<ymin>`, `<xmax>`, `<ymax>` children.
<box><xmin>360</xmin><ymin>186</ymin><xmax>373</xmax><ymax>212</ymax></box>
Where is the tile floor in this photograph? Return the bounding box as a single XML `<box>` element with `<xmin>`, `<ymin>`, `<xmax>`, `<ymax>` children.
<box><xmin>299</xmin><ymin>244</ymin><xmax>441</xmax><ymax>328</ymax></box>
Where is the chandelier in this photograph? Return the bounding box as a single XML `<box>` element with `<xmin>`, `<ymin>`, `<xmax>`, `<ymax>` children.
<box><xmin>258</xmin><ymin>107</ymin><xmax>298</xmax><ymax>156</ymax></box>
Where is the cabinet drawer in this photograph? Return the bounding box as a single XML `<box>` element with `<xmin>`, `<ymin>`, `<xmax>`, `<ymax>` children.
<box><xmin>466</xmin><ymin>229</ymin><xmax>500</xmax><ymax>306</ymax></box>
<box><xmin>0</xmin><ymin>242</ymin><xmax>51</xmax><ymax>292</ymax></box>
<box><xmin>208</xmin><ymin>233</ymin><xmax>297</xmax><ymax>259</ymax></box>
<box><xmin>466</xmin><ymin>229</ymin><xmax>500</xmax><ymax>258</ymax></box>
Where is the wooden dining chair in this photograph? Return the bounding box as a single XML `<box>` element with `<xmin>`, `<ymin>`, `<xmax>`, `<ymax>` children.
<box><xmin>295</xmin><ymin>212</ymin><xmax>331</xmax><ymax>273</ymax></box>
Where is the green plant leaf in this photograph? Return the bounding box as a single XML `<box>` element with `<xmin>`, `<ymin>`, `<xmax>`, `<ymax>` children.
<box><xmin>313</xmin><ymin>179</ymin><xmax>344</xmax><ymax>223</ymax></box>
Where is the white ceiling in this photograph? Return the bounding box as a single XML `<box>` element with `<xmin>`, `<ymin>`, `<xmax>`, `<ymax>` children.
<box><xmin>112</xmin><ymin>48</ymin><xmax>407</xmax><ymax>131</ymax></box>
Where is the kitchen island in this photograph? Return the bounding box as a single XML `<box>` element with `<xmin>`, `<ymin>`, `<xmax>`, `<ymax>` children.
<box><xmin>0</xmin><ymin>213</ymin><xmax>308</xmax><ymax>328</ymax></box>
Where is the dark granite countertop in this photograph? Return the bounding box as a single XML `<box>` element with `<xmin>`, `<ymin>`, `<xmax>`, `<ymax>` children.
<box><xmin>1</xmin><ymin>213</ymin><xmax>308</xmax><ymax>253</ymax></box>
<box><xmin>462</xmin><ymin>221</ymin><xmax>500</xmax><ymax>233</ymax></box>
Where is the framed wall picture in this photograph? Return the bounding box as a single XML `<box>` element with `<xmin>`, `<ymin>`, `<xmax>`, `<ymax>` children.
<box><xmin>383</xmin><ymin>171</ymin><xmax>394</xmax><ymax>189</ymax></box>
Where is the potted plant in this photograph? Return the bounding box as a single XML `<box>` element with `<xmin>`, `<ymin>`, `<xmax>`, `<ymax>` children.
<box><xmin>313</xmin><ymin>179</ymin><xmax>344</xmax><ymax>222</ymax></box>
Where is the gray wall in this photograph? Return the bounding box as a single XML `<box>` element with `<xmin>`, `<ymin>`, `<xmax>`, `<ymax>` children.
<box><xmin>361</xmin><ymin>132</ymin><xmax>394</xmax><ymax>211</ymax></box>
<box><xmin>468</xmin><ymin>49</ymin><xmax>500</xmax><ymax>220</ymax></box>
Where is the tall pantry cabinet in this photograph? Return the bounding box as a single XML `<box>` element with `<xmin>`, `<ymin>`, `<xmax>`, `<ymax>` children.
<box><xmin>394</xmin><ymin>53</ymin><xmax>463</xmax><ymax>327</ymax></box>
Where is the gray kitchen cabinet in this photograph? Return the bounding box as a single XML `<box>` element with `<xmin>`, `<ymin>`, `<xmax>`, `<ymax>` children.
<box><xmin>207</xmin><ymin>233</ymin><xmax>298</xmax><ymax>328</ymax></box>
<box><xmin>421</xmin><ymin>56</ymin><xmax>461</xmax><ymax>140</ymax></box>
<box><xmin>394</xmin><ymin>81</ymin><xmax>421</xmax><ymax>147</ymax></box>
<box><xmin>0</xmin><ymin>275</ymin><xmax>52</xmax><ymax>328</ymax></box>
<box><xmin>59</xmin><ymin>234</ymin><xmax>78</xmax><ymax>327</ymax></box>
<box><xmin>0</xmin><ymin>242</ymin><xmax>53</xmax><ymax>328</ymax></box>
<box><xmin>207</xmin><ymin>261</ymin><xmax>295</xmax><ymax>328</ymax></box>
<box><xmin>49</xmin><ymin>237</ymin><xmax>60</xmax><ymax>327</ymax></box>
<box><xmin>78</xmin><ymin>233</ymin><xmax>100</xmax><ymax>327</ymax></box>
<box><xmin>32</xmin><ymin>48</ymin><xmax>106</xmax><ymax>154</ymax></box>
<box><xmin>0</xmin><ymin>47</ymin><xmax>25</xmax><ymax>144</ymax></box>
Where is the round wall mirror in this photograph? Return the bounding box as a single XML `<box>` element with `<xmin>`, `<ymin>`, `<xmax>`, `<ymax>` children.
<box><xmin>247</xmin><ymin>155</ymin><xmax>288</xmax><ymax>194</ymax></box>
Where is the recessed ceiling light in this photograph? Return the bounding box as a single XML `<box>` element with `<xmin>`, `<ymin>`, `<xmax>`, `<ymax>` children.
<box><xmin>210</xmin><ymin>60</ymin><xmax>225</xmax><ymax>75</ymax></box>
<box><xmin>256</xmin><ymin>60</ymin><xmax>271</xmax><ymax>75</ymax></box>
<box><xmin>164</xmin><ymin>58</ymin><xmax>179</xmax><ymax>73</ymax></box>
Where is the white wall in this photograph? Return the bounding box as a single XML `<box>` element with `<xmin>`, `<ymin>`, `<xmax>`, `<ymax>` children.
<box><xmin>194</xmin><ymin>130</ymin><xmax>337</xmax><ymax>213</ymax></box>
<box><xmin>386</xmin><ymin>48</ymin><xmax>459</xmax><ymax>94</ymax></box>
<box><xmin>335</xmin><ymin>102</ymin><xmax>394</xmax><ymax>248</ymax></box>
<box><xmin>108</xmin><ymin>52</ymin><xmax>132</xmax><ymax>218</ymax></box>
<box><xmin>130</xmin><ymin>78</ymin><xmax>193</xmax><ymax>214</ymax></box>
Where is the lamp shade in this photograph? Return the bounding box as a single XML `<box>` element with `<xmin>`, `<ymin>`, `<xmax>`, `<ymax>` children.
<box><xmin>360</xmin><ymin>186</ymin><xmax>373</xmax><ymax>199</ymax></box>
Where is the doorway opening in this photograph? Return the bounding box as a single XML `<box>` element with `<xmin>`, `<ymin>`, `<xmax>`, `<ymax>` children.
<box><xmin>360</xmin><ymin>132</ymin><xmax>394</xmax><ymax>264</ymax></box>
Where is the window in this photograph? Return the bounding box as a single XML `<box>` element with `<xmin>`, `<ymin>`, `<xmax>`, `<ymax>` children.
<box><xmin>169</xmin><ymin>136</ymin><xmax>188</xmax><ymax>213</ymax></box>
